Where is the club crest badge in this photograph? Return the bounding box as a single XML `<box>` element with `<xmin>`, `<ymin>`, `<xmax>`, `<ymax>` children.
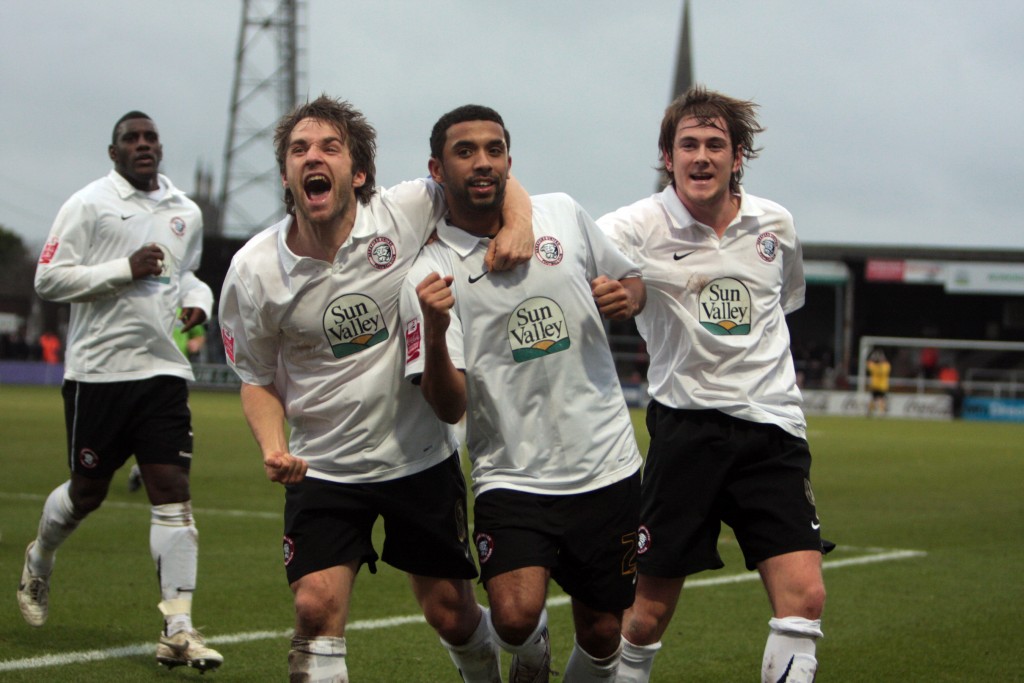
<box><xmin>78</xmin><ymin>448</ymin><xmax>99</xmax><ymax>469</ymax></box>
<box><xmin>637</xmin><ymin>525</ymin><xmax>652</xmax><ymax>555</ymax></box>
<box><xmin>169</xmin><ymin>216</ymin><xmax>187</xmax><ymax>237</ymax></box>
<box><xmin>367</xmin><ymin>237</ymin><xmax>397</xmax><ymax>270</ymax></box>
<box><xmin>534</xmin><ymin>236</ymin><xmax>563</xmax><ymax>266</ymax></box>
<box><xmin>475</xmin><ymin>533</ymin><xmax>495</xmax><ymax>564</ymax></box>
<box><xmin>756</xmin><ymin>231</ymin><xmax>779</xmax><ymax>263</ymax></box>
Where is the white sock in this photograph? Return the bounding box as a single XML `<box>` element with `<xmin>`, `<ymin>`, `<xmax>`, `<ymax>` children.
<box><xmin>30</xmin><ymin>481</ymin><xmax>85</xmax><ymax>575</ymax></box>
<box><xmin>290</xmin><ymin>636</ymin><xmax>348</xmax><ymax>683</ymax></box>
<box><xmin>762</xmin><ymin>617</ymin><xmax>822</xmax><ymax>683</ymax></box>
<box><xmin>441</xmin><ymin>605</ymin><xmax>501</xmax><ymax>683</ymax></box>
<box><xmin>488</xmin><ymin>607</ymin><xmax>548</xmax><ymax>671</ymax></box>
<box><xmin>151</xmin><ymin>501</ymin><xmax>198</xmax><ymax>635</ymax></box>
<box><xmin>616</xmin><ymin>636</ymin><xmax>662</xmax><ymax>683</ymax></box>
<box><xmin>564</xmin><ymin>636</ymin><xmax>620</xmax><ymax>681</ymax></box>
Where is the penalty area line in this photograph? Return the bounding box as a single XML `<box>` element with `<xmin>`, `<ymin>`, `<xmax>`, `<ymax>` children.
<box><xmin>0</xmin><ymin>546</ymin><xmax>925</xmax><ymax>672</ymax></box>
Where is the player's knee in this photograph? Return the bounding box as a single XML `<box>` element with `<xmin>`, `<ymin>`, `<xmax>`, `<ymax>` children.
<box><xmin>575</xmin><ymin>613</ymin><xmax>623</xmax><ymax>658</ymax></box>
<box><xmin>786</xmin><ymin>581</ymin><xmax>826</xmax><ymax>620</ymax></box>
<box><xmin>422</xmin><ymin>599</ymin><xmax>478</xmax><ymax>643</ymax></box>
<box><xmin>293</xmin><ymin>588</ymin><xmax>340</xmax><ymax>632</ymax></box>
<box><xmin>68</xmin><ymin>482</ymin><xmax>108</xmax><ymax>514</ymax></box>
<box><xmin>805</xmin><ymin>582</ymin><xmax>826</xmax><ymax>619</ymax></box>
<box><xmin>622</xmin><ymin>604</ymin><xmax>669</xmax><ymax>645</ymax></box>
<box><xmin>142</xmin><ymin>466</ymin><xmax>191</xmax><ymax>505</ymax></box>
<box><xmin>489</xmin><ymin>605</ymin><xmax>541</xmax><ymax>646</ymax></box>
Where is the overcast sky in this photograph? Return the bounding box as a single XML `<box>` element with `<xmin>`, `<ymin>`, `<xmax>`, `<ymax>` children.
<box><xmin>2</xmin><ymin>1</ymin><xmax>1022</xmax><ymax>252</ymax></box>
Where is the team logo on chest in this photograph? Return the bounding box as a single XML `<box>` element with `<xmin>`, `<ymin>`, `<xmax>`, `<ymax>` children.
<box><xmin>507</xmin><ymin>297</ymin><xmax>570</xmax><ymax>362</ymax></box>
<box><xmin>169</xmin><ymin>216</ymin><xmax>187</xmax><ymax>237</ymax></box>
<box><xmin>323</xmin><ymin>293</ymin><xmax>389</xmax><ymax>358</ymax></box>
<box><xmin>756</xmin><ymin>231</ymin><xmax>779</xmax><ymax>263</ymax></box>
<box><xmin>534</xmin><ymin>236</ymin><xmax>563</xmax><ymax>265</ymax></box>
<box><xmin>699</xmin><ymin>277</ymin><xmax>751</xmax><ymax>335</ymax></box>
<box><xmin>367</xmin><ymin>236</ymin><xmax>397</xmax><ymax>270</ymax></box>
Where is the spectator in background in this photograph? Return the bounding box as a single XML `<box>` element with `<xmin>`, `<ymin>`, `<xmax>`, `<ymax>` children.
<box><xmin>866</xmin><ymin>348</ymin><xmax>891</xmax><ymax>416</ymax></box>
<box><xmin>39</xmin><ymin>330</ymin><xmax>62</xmax><ymax>364</ymax></box>
<box><xmin>173</xmin><ymin>307</ymin><xmax>206</xmax><ymax>362</ymax></box>
<box><xmin>920</xmin><ymin>346</ymin><xmax>939</xmax><ymax>380</ymax></box>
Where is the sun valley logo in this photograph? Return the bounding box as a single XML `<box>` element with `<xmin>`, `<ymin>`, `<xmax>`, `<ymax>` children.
<box><xmin>323</xmin><ymin>293</ymin><xmax>389</xmax><ymax>358</ymax></box>
<box><xmin>507</xmin><ymin>297</ymin><xmax>570</xmax><ymax>362</ymax></box>
<box><xmin>698</xmin><ymin>277</ymin><xmax>752</xmax><ymax>335</ymax></box>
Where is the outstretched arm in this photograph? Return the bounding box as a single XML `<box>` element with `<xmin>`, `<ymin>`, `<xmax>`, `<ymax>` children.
<box><xmin>415</xmin><ymin>272</ymin><xmax>467</xmax><ymax>424</ymax></box>
<box><xmin>240</xmin><ymin>382</ymin><xmax>307</xmax><ymax>485</ymax></box>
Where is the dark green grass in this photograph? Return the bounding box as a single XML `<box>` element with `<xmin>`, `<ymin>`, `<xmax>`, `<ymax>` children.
<box><xmin>0</xmin><ymin>386</ymin><xmax>1021</xmax><ymax>681</ymax></box>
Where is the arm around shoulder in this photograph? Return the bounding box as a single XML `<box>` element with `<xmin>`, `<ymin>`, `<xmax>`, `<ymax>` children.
<box><xmin>487</xmin><ymin>175</ymin><xmax>534</xmax><ymax>272</ymax></box>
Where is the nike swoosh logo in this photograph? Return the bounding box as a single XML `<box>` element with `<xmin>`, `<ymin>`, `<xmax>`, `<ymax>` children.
<box><xmin>121</xmin><ymin>214</ymin><xmax>134</xmax><ymax>220</ymax></box>
<box><xmin>673</xmin><ymin>250</ymin><xmax>695</xmax><ymax>260</ymax></box>
<box><xmin>811</xmin><ymin>521</ymin><xmax>821</xmax><ymax>530</ymax></box>
<box><xmin>468</xmin><ymin>270</ymin><xmax>488</xmax><ymax>284</ymax></box>
<box><xmin>776</xmin><ymin>655</ymin><xmax>795</xmax><ymax>682</ymax></box>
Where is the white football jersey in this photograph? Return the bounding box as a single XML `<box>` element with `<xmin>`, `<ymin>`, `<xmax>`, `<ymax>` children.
<box><xmin>35</xmin><ymin>171</ymin><xmax>212</xmax><ymax>383</ymax></box>
<box><xmin>598</xmin><ymin>186</ymin><xmax>808</xmax><ymax>438</ymax></box>
<box><xmin>402</xmin><ymin>193</ymin><xmax>643</xmax><ymax>496</ymax></box>
<box><xmin>220</xmin><ymin>180</ymin><xmax>459</xmax><ymax>483</ymax></box>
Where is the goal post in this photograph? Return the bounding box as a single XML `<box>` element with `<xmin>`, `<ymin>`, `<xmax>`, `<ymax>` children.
<box><xmin>856</xmin><ymin>335</ymin><xmax>1024</xmax><ymax>397</ymax></box>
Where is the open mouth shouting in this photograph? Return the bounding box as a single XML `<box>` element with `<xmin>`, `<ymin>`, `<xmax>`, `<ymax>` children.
<box><xmin>303</xmin><ymin>173</ymin><xmax>333</xmax><ymax>208</ymax></box>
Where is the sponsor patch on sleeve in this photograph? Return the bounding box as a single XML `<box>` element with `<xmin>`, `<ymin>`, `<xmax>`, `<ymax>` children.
<box><xmin>405</xmin><ymin>319</ymin><xmax>422</xmax><ymax>364</ymax></box>
<box><xmin>221</xmin><ymin>327</ymin><xmax>235</xmax><ymax>364</ymax></box>
<box><xmin>38</xmin><ymin>237</ymin><xmax>59</xmax><ymax>264</ymax></box>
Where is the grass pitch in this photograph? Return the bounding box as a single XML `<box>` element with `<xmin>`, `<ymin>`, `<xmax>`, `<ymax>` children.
<box><xmin>0</xmin><ymin>385</ymin><xmax>1021</xmax><ymax>681</ymax></box>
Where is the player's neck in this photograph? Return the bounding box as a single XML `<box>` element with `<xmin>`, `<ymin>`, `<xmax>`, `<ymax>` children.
<box><xmin>682</xmin><ymin>192</ymin><xmax>740</xmax><ymax>238</ymax></box>
<box><xmin>288</xmin><ymin>212</ymin><xmax>355</xmax><ymax>262</ymax></box>
<box><xmin>447</xmin><ymin>205</ymin><xmax>501</xmax><ymax>238</ymax></box>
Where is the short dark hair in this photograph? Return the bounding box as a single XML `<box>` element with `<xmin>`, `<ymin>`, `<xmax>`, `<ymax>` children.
<box><xmin>273</xmin><ymin>95</ymin><xmax>377</xmax><ymax>211</ymax></box>
<box><xmin>112</xmin><ymin>111</ymin><xmax>152</xmax><ymax>145</ymax></box>
<box><xmin>658</xmin><ymin>86</ymin><xmax>763</xmax><ymax>193</ymax></box>
<box><xmin>430</xmin><ymin>104</ymin><xmax>510</xmax><ymax>160</ymax></box>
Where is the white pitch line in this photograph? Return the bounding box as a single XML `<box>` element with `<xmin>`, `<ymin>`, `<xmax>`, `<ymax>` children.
<box><xmin>0</xmin><ymin>546</ymin><xmax>925</xmax><ymax>673</ymax></box>
<box><xmin>0</xmin><ymin>491</ymin><xmax>279</xmax><ymax>520</ymax></box>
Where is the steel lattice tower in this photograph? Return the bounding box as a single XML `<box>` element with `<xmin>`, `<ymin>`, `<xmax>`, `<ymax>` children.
<box><xmin>219</xmin><ymin>0</ymin><xmax>306</xmax><ymax>236</ymax></box>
